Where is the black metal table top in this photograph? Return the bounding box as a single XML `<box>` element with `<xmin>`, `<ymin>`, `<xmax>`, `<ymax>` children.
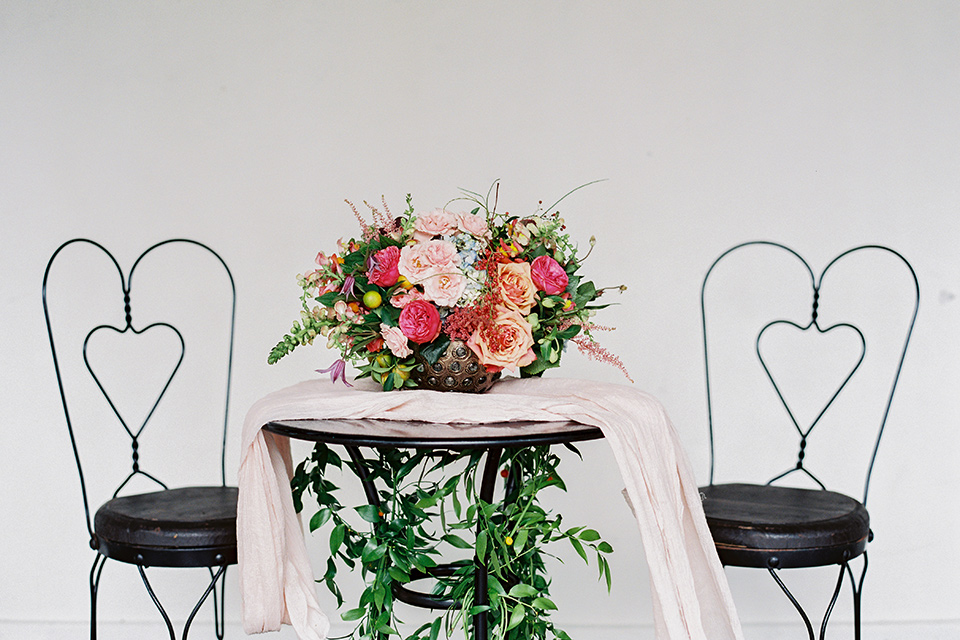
<box><xmin>263</xmin><ymin>418</ymin><xmax>604</xmax><ymax>449</ymax></box>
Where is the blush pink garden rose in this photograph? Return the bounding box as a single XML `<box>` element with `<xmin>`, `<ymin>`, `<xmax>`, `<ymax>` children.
<box><xmin>389</xmin><ymin>289</ymin><xmax>426</xmax><ymax>308</ymax></box>
<box><xmin>380</xmin><ymin>324</ymin><xmax>412</xmax><ymax>358</ymax></box>
<box><xmin>421</xmin><ymin>270</ymin><xmax>467</xmax><ymax>307</ymax></box>
<box><xmin>367</xmin><ymin>246</ymin><xmax>401</xmax><ymax>287</ymax></box>
<box><xmin>398</xmin><ymin>299</ymin><xmax>442</xmax><ymax>344</ymax></box>
<box><xmin>413</xmin><ymin>209</ymin><xmax>458</xmax><ymax>241</ymax></box>
<box><xmin>398</xmin><ymin>240</ymin><xmax>460</xmax><ymax>285</ymax></box>
<box><xmin>497</xmin><ymin>261</ymin><xmax>537</xmax><ymax>315</ymax></box>
<box><xmin>530</xmin><ymin>255</ymin><xmax>569</xmax><ymax>295</ymax></box>
<box><xmin>457</xmin><ymin>211</ymin><xmax>492</xmax><ymax>239</ymax></box>
<box><xmin>466</xmin><ymin>307</ymin><xmax>536</xmax><ymax>372</ymax></box>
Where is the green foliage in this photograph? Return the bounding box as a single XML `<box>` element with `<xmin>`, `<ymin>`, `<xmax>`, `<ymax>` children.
<box><xmin>291</xmin><ymin>444</ymin><xmax>613</xmax><ymax>640</ymax></box>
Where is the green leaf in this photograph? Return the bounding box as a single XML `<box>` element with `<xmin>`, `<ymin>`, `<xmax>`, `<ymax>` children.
<box><xmin>532</xmin><ymin>597</ymin><xmax>558</xmax><ymax>610</ymax></box>
<box><xmin>429</xmin><ymin>618</ymin><xmax>441</xmax><ymax>640</ymax></box>
<box><xmin>558</xmin><ymin>324</ymin><xmax>581</xmax><ymax>340</ymax></box>
<box><xmin>442</xmin><ymin>533</ymin><xmax>473</xmax><ymax>550</ymax></box>
<box><xmin>514</xmin><ymin>528</ymin><xmax>529</xmax><ymax>552</ymax></box>
<box><xmin>388</xmin><ymin>548</ymin><xmax>409</xmax><ymax>572</ymax></box>
<box><xmin>570</xmin><ymin>537</ymin><xmax>588</xmax><ymax>563</ymax></box>
<box><xmin>317</xmin><ymin>291</ymin><xmax>339</xmax><ymax>306</ymax></box>
<box><xmin>415</xmin><ymin>494</ymin><xmax>439</xmax><ymax>509</ymax></box>
<box><xmin>598</xmin><ymin>541</ymin><xmax>614</xmax><ymax>554</ymax></box>
<box><xmin>468</xmin><ymin>605</ymin><xmax>492</xmax><ymax>615</ymax></box>
<box><xmin>508</xmin><ymin>583</ymin><xmax>539</xmax><ymax>598</ymax></box>
<box><xmin>341</xmin><ymin>607</ymin><xmax>365</xmax><ymax>621</ymax></box>
<box><xmin>330</xmin><ymin>524</ymin><xmax>345</xmax><ymax>555</ymax></box>
<box><xmin>387</xmin><ymin>566</ymin><xmax>410</xmax><ymax>583</ymax></box>
<box><xmin>417</xmin><ymin>335</ymin><xmax>451</xmax><ymax>365</ymax></box>
<box><xmin>356</xmin><ymin>504</ymin><xmax>380</xmax><ymax>523</ymax></box>
<box><xmin>506</xmin><ymin>603</ymin><xmax>525</xmax><ymax>631</ymax></box>
<box><xmin>361</xmin><ymin>540</ymin><xmax>386</xmax><ymax>563</ymax></box>
<box><xmin>476</xmin><ymin>530</ymin><xmax>488</xmax><ymax>563</ymax></box>
<box><xmin>579</xmin><ymin>529</ymin><xmax>601</xmax><ymax>542</ymax></box>
<box><xmin>309</xmin><ymin>508</ymin><xmax>331</xmax><ymax>532</ymax></box>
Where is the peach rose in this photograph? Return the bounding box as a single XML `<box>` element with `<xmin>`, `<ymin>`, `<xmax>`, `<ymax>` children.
<box><xmin>497</xmin><ymin>261</ymin><xmax>537</xmax><ymax>315</ymax></box>
<box><xmin>466</xmin><ymin>307</ymin><xmax>536</xmax><ymax>372</ymax></box>
<box><xmin>413</xmin><ymin>209</ymin><xmax>458</xmax><ymax>241</ymax></box>
<box><xmin>422</xmin><ymin>270</ymin><xmax>467</xmax><ymax>307</ymax></box>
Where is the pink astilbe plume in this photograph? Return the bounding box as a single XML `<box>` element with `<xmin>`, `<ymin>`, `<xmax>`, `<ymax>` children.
<box><xmin>363</xmin><ymin>200</ymin><xmax>390</xmax><ymax>230</ymax></box>
<box><xmin>345</xmin><ymin>199</ymin><xmax>379</xmax><ymax>242</ymax></box>
<box><xmin>572</xmin><ymin>333</ymin><xmax>633</xmax><ymax>382</ymax></box>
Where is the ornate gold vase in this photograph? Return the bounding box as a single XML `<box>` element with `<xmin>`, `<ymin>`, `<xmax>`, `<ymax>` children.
<box><xmin>413</xmin><ymin>340</ymin><xmax>500</xmax><ymax>393</ymax></box>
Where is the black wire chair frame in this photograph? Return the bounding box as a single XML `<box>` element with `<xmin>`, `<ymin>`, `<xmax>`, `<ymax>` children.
<box><xmin>43</xmin><ymin>238</ymin><xmax>237</xmax><ymax>640</ymax></box>
<box><xmin>699</xmin><ymin>241</ymin><xmax>919</xmax><ymax>640</ymax></box>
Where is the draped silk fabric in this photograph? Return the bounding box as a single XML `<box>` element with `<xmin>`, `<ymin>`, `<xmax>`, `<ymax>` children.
<box><xmin>237</xmin><ymin>378</ymin><xmax>744</xmax><ymax>640</ymax></box>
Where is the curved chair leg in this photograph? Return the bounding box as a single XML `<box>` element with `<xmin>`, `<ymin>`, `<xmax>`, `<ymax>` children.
<box><xmin>182</xmin><ymin>565</ymin><xmax>228</xmax><ymax>640</ymax></box>
<box><xmin>767</xmin><ymin>564</ymin><xmax>846</xmax><ymax>640</ymax></box>
<box><xmin>137</xmin><ymin>565</ymin><xmax>177</xmax><ymax>640</ymax></box>
<box><xmin>845</xmin><ymin>552</ymin><xmax>869</xmax><ymax>640</ymax></box>
<box><xmin>817</xmin><ymin>564</ymin><xmax>846</xmax><ymax>640</ymax></box>
<box><xmin>89</xmin><ymin>554</ymin><xmax>107</xmax><ymax>640</ymax></box>
<box><xmin>767</xmin><ymin>568</ymin><xmax>815</xmax><ymax>640</ymax></box>
<box><xmin>210</xmin><ymin>565</ymin><xmax>228</xmax><ymax>640</ymax></box>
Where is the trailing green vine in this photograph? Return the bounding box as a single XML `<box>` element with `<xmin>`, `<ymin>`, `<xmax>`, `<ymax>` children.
<box><xmin>291</xmin><ymin>443</ymin><xmax>613</xmax><ymax>640</ymax></box>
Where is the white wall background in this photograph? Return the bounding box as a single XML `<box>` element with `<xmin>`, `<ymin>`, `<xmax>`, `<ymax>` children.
<box><xmin>2</xmin><ymin>2</ymin><xmax>958</xmax><ymax>639</ymax></box>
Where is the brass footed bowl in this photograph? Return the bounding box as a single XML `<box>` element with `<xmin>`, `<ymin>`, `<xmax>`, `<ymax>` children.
<box><xmin>413</xmin><ymin>340</ymin><xmax>500</xmax><ymax>393</ymax></box>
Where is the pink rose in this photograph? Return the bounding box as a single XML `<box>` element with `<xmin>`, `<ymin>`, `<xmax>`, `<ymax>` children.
<box><xmin>466</xmin><ymin>307</ymin><xmax>536</xmax><ymax>372</ymax></box>
<box><xmin>390</xmin><ymin>289</ymin><xmax>426</xmax><ymax>308</ymax></box>
<box><xmin>380</xmin><ymin>324</ymin><xmax>412</xmax><ymax>357</ymax></box>
<box><xmin>367</xmin><ymin>246</ymin><xmax>401</xmax><ymax>287</ymax></box>
<box><xmin>497</xmin><ymin>262</ymin><xmax>537</xmax><ymax>315</ymax></box>
<box><xmin>398</xmin><ymin>299</ymin><xmax>442</xmax><ymax>344</ymax></box>
<box><xmin>413</xmin><ymin>209</ymin><xmax>458</xmax><ymax>241</ymax></box>
<box><xmin>530</xmin><ymin>255</ymin><xmax>569</xmax><ymax>295</ymax></box>
<box><xmin>422</xmin><ymin>270</ymin><xmax>467</xmax><ymax>307</ymax></box>
<box><xmin>398</xmin><ymin>240</ymin><xmax>460</xmax><ymax>285</ymax></box>
<box><xmin>457</xmin><ymin>211</ymin><xmax>492</xmax><ymax>239</ymax></box>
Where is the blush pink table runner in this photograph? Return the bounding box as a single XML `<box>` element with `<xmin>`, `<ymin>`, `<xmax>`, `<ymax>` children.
<box><xmin>237</xmin><ymin>377</ymin><xmax>744</xmax><ymax>640</ymax></box>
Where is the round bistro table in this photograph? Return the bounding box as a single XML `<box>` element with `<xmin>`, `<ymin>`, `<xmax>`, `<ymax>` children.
<box><xmin>263</xmin><ymin>418</ymin><xmax>604</xmax><ymax>639</ymax></box>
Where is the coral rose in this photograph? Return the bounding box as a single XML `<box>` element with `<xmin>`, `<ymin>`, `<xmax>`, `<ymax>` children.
<box><xmin>398</xmin><ymin>299</ymin><xmax>442</xmax><ymax>344</ymax></box>
<box><xmin>530</xmin><ymin>255</ymin><xmax>569</xmax><ymax>295</ymax></box>
<box><xmin>497</xmin><ymin>262</ymin><xmax>537</xmax><ymax>314</ymax></box>
<box><xmin>367</xmin><ymin>246</ymin><xmax>401</xmax><ymax>287</ymax></box>
<box><xmin>466</xmin><ymin>307</ymin><xmax>536</xmax><ymax>372</ymax></box>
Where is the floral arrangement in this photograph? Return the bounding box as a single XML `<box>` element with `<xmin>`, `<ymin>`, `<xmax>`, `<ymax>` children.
<box><xmin>268</xmin><ymin>183</ymin><xmax>630</xmax><ymax>390</ymax></box>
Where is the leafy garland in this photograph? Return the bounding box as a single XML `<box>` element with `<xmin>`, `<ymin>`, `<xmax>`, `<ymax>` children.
<box><xmin>291</xmin><ymin>443</ymin><xmax>613</xmax><ymax>640</ymax></box>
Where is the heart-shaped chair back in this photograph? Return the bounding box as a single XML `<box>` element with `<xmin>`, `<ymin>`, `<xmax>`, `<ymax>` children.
<box><xmin>42</xmin><ymin>238</ymin><xmax>236</xmax><ymax>541</ymax></box>
<box><xmin>700</xmin><ymin>241</ymin><xmax>918</xmax><ymax>504</ymax></box>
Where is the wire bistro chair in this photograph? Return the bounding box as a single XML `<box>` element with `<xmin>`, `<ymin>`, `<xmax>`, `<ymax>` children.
<box><xmin>43</xmin><ymin>238</ymin><xmax>238</xmax><ymax>640</ymax></box>
<box><xmin>698</xmin><ymin>241</ymin><xmax>919</xmax><ymax>640</ymax></box>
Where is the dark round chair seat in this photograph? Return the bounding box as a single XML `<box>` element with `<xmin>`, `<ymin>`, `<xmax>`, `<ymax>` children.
<box><xmin>700</xmin><ymin>483</ymin><xmax>870</xmax><ymax>569</ymax></box>
<box><xmin>94</xmin><ymin>486</ymin><xmax>238</xmax><ymax>568</ymax></box>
